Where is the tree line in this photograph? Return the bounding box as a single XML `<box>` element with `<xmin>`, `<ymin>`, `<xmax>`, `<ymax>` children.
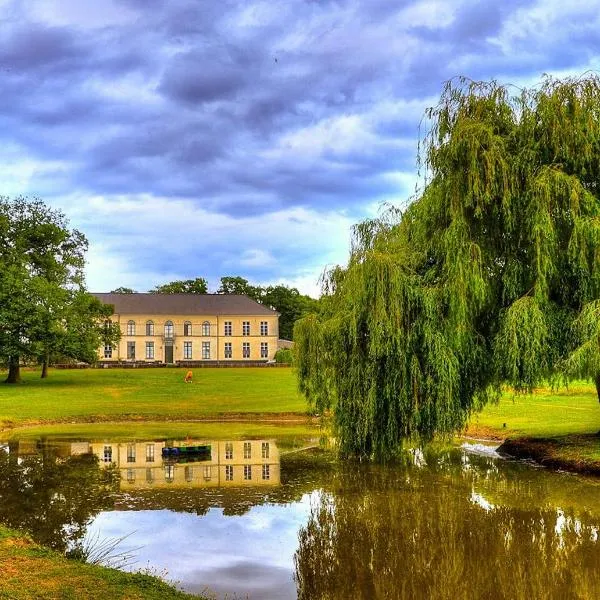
<box><xmin>111</xmin><ymin>276</ymin><xmax>318</xmax><ymax>341</ymax></box>
<box><xmin>295</xmin><ymin>74</ymin><xmax>600</xmax><ymax>458</ymax></box>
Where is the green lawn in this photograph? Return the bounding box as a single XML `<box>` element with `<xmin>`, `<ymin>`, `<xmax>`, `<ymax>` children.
<box><xmin>467</xmin><ymin>381</ymin><xmax>600</xmax><ymax>439</ymax></box>
<box><xmin>466</xmin><ymin>381</ymin><xmax>600</xmax><ymax>466</ymax></box>
<box><xmin>0</xmin><ymin>367</ymin><xmax>307</xmax><ymax>429</ymax></box>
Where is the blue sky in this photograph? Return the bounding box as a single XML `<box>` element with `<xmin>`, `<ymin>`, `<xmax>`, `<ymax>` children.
<box><xmin>2</xmin><ymin>0</ymin><xmax>599</xmax><ymax>296</ymax></box>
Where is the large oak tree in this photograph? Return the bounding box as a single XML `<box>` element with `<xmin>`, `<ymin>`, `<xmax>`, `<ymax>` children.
<box><xmin>295</xmin><ymin>75</ymin><xmax>600</xmax><ymax>458</ymax></box>
<box><xmin>0</xmin><ymin>197</ymin><xmax>116</xmax><ymax>382</ymax></box>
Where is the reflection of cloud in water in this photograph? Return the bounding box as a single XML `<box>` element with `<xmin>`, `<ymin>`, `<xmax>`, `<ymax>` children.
<box><xmin>470</xmin><ymin>491</ymin><xmax>495</xmax><ymax>512</ymax></box>
<box><xmin>87</xmin><ymin>495</ymin><xmax>314</xmax><ymax>600</ymax></box>
<box><xmin>187</xmin><ymin>562</ymin><xmax>296</xmax><ymax>600</ymax></box>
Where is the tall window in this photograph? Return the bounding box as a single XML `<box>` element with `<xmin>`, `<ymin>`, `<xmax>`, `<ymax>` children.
<box><xmin>202</xmin><ymin>341</ymin><xmax>210</xmax><ymax>359</ymax></box>
<box><xmin>242</xmin><ymin>342</ymin><xmax>250</xmax><ymax>358</ymax></box>
<box><xmin>225</xmin><ymin>465</ymin><xmax>233</xmax><ymax>481</ymax></box>
<box><xmin>104</xmin><ymin>345</ymin><xmax>112</xmax><ymax>359</ymax></box>
<box><xmin>103</xmin><ymin>446</ymin><xmax>112</xmax><ymax>463</ymax></box>
<box><xmin>262</xmin><ymin>442</ymin><xmax>270</xmax><ymax>459</ymax></box>
<box><xmin>185</xmin><ymin>466</ymin><xmax>193</xmax><ymax>482</ymax></box>
<box><xmin>184</xmin><ymin>341</ymin><xmax>192</xmax><ymax>359</ymax></box>
<box><xmin>127</xmin><ymin>341</ymin><xmax>136</xmax><ymax>360</ymax></box>
<box><xmin>244</xmin><ymin>465</ymin><xmax>252</xmax><ymax>480</ymax></box>
<box><xmin>244</xmin><ymin>442</ymin><xmax>251</xmax><ymax>459</ymax></box>
<box><xmin>184</xmin><ymin>321</ymin><xmax>192</xmax><ymax>336</ymax></box>
<box><xmin>104</xmin><ymin>319</ymin><xmax>115</xmax><ymax>335</ymax></box>
<box><xmin>203</xmin><ymin>466</ymin><xmax>211</xmax><ymax>480</ymax></box>
<box><xmin>224</xmin><ymin>321</ymin><xmax>232</xmax><ymax>336</ymax></box>
<box><xmin>127</xmin><ymin>320</ymin><xmax>136</xmax><ymax>336</ymax></box>
<box><xmin>260</xmin><ymin>321</ymin><xmax>268</xmax><ymax>336</ymax></box>
<box><xmin>260</xmin><ymin>342</ymin><xmax>268</xmax><ymax>358</ymax></box>
<box><xmin>146</xmin><ymin>341</ymin><xmax>155</xmax><ymax>359</ymax></box>
<box><xmin>202</xmin><ymin>321</ymin><xmax>210</xmax><ymax>336</ymax></box>
<box><xmin>146</xmin><ymin>468</ymin><xmax>154</xmax><ymax>483</ymax></box>
<box><xmin>165</xmin><ymin>465</ymin><xmax>175</xmax><ymax>483</ymax></box>
<box><xmin>146</xmin><ymin>320</ymin><xmax>154</xmax><ymax>336</ymax></box>
<box><xmin>127</xmin><ymin>444</ymin><xmax>136</xmax><ymax>463</ymax></box>
<box><xmin>262</xmin><ymin>464</ymin><xmax>270</xmax><ymax>480</ymax></box>
<box><xmin>242</xmin><ymin>321</ymin><xmax>250</xmax><ymax>336</ymax></box>
<box><xmin>164</xmin><ymin>321</ymin><xmax>174</xmax><ymax>338</ymax></box>
<box><xmin>146</xmin><ymin>444</ymin><xmax>155</xmax><ymax>462</ymax></box>
<box><xmin>224</xmin><ymin>342</ymin><xmax>232</xmax><ymax>359</ymax></box>
<box><xmin>225</xmin><ymin>442</ymin><xmax>233</xmax><ymax>460</ymax></box>
<box><xmin>127</xmin><ymin>468</ymin><xmax>135</xmax><ymax>483</ymax></box>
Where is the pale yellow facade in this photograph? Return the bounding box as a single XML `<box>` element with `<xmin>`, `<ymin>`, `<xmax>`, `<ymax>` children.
<box><xmin>87</xmin><ymin>439</ymin><xmax>281</xmax><ymax>489</ymax></box>
<box><xmin>101</xmin><ymin>313</ymin><xmax>279</xmax><ymax>363</ymax></box>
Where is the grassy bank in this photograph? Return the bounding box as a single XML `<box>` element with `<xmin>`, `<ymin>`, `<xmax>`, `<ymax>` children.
<box><xmin>465</xmin><ymin>381</ymin><xmax>600</xmax><ymax>472</ymax></box>
<box><xmin>0</xmin><ymin>367</ymin><xmax>307</xmax><ymax>430</ymax></box>
<box><xmin>0</xmin><ymin>525</ymin><xmax>203</xmax><ymax>600</ymax></box>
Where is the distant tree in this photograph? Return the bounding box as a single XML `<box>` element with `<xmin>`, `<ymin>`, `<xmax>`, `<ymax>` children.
<box><xmin>217</xmin><ymin>276</ymin><xmax>261</xmax><ymax>300</ymax></box>
<box><xmin>263</xmin><ymin>285</ymin><xmax>318</xmax><ymax>340</ymax></box>
<box><xmin>33</xmin><ymin>293</ymin><xmax>118</xmax><ymax>377</ymax></box>
<box><xmin>149</xmin><ymin>277</ymin><xmax>208</xmax><ymax>294</ymax></box>
<box><xmin>296</xmin><ymin>75</ymin><xmax>600</xmax><ymax>458</ymax></box>
<box><xmin>110</xmin><ymin>286</ymin><xmax>136</xmax><ymax>294</ymax></box>
<box><xmin>0</xmin><ymin>197</ymin><xmax>115</xmax><ymax>383</ymax></box>
<box><xmin>0</xmin><ymin>197</ymin><xmax>117</xmax><ymax>383</ymax></box>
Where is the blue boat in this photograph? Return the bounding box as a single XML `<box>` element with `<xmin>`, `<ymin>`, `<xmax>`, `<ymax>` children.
<box><xmin>162</xmin><ymin>445</ymin><xmax>212</xmax><ymax>461</ymax></box>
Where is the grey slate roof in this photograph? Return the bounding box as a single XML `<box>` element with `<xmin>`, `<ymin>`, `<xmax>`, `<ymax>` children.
<box><xmin>92</xmin><ymin>293</ymin><xmax>279</xmax><ymax>316</ymax></box>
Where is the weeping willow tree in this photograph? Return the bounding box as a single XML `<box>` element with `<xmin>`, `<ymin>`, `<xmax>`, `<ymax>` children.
<box><xmin>296</xmin><ymin>74</ymin><xmax>600</xmax><ymax>458</ymax></box>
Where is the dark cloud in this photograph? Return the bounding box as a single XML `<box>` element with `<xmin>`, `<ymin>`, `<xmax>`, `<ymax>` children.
<box><xmin>2</xmin><ymin>0</ymin><xmax>599</xmax><ymax>291</ymax></box>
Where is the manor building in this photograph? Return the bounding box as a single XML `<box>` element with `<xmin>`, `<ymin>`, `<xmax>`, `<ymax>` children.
<box><xmin>92</xmin><ymin>293</ymin><xmax>279</xmax><ymax>365</ymax></box>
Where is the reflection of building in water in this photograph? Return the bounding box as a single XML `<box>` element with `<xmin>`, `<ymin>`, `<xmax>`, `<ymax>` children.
<box><xmin>72</xmin><ymin>439</ymin><xmax>281</xmax><ymax>489</ymax></box>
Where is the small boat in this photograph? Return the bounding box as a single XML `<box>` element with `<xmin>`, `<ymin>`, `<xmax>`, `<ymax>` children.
<box><xmin>162</xmin><ymin>445</ymin><xmax>211</xmax><ymax>460</ymax></box>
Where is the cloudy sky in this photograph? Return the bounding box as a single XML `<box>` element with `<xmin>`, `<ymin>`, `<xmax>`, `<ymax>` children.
<box><xmin>2</xmin><ymin>0</ymin><xmax>599</xmax><ymax>296</ymax></box>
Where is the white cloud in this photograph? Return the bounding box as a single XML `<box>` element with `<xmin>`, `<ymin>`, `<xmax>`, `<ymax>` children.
<box><xmin>29</xmin><ymin>0</ymin><xmax>137</xmax><ymax>29</ymax></box>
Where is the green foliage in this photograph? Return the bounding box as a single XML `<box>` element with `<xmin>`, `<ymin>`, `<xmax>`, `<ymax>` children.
<box><xmin>217</xmin><ymin>276</ymin><xmax>261</xmax><ymax>299</ymax></box>
<box><xmin>110</xmin><ymin>287</ymin><xmax>136</xmax><ymax>294</ymax></box>
<box><xmin>0</xmin><ymin>197</ymin><xmax>116</xmax><ymax>381</ymax></box>
<box><xmin>296</xmin><ymin>74</ymin><xmax>600</xmax><ymax>457</ymax></box>
<box><xmin>274</xmin><ymin>348</ymin><xmax>294</xmax><ymax>364</ymax></box>
<box><xmin>149</xmin><ymin>277</ymin><xmax>208</xmax><ymax>294</ymax></box>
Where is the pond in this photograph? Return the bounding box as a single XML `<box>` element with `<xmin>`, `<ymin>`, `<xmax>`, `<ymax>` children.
<box><xmin>1</xmin><ymin>434</ymin><xmax>600</xmax><ymax>599</ymax></box>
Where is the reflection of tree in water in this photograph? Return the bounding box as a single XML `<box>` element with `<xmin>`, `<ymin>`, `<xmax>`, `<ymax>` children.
<box><xmin>0</xmin><ymin>446</ymin><xmax>119</xmax><ymax>553</ymax></box>
<box><xmin>294</xmin><ymin>452</ymin><xmax>600</xmax><ymax>600</ymax></box>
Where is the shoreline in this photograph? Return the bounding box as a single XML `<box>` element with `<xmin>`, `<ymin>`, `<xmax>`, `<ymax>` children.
<box><xmin>2</xmin><ymin>411</ymin><xmax>599</xmax><ymax>477</ymax></box>
<box><xmin>0</xmin><ymin>412</ymin><xmax>320</xmax><ymax>436</ymax></box>
<box><xmin>496</xmin><ymin>435</ymin><xmax>600</xmax><ymax>477</ymax></box>
<box><xmin>463</xmin><ymin>425</ymin><xmax>600</xmax><ymax>476</ymax></box>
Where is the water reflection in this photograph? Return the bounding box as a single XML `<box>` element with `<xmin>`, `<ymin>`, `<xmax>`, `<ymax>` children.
<box><xmin>294</xmin><ymin>447</ymin><xmax>600</xmax><ymax>600</ymax></box>
<box><xmin>0</xmin><ymin>440</ymin><xmax>119</xmax><ymax>552</ymax></box>
<box><xmin>86</xmin><ymin>439</ymin><xmax>280</xmax><ymax>489</ymax></box>
<box><xmin>2</xmin><ymin>439</ymin><xmax>600</xmax><ymax>599</ymax></box>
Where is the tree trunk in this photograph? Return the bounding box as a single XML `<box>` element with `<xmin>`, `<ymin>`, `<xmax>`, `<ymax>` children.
<box><xmin>41</xmin><ymin>356</ymin><xmax>49</xmax><ymax>379</ymax></box>
<box><xmin>595</xmin><ymin>373</ymin><xmax>600</xmax><ymax>403</ymax></box>
<box><xmin>5</xmin><ymin>356</ymin><xmax>21</xmax><ymax>384</ymax></box>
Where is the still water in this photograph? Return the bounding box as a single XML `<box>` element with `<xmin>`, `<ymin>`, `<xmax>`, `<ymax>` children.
<box><xmin>1</xmin><ymin>436</ymin><xmax>600</xmax><ymax>599</ymax></box>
